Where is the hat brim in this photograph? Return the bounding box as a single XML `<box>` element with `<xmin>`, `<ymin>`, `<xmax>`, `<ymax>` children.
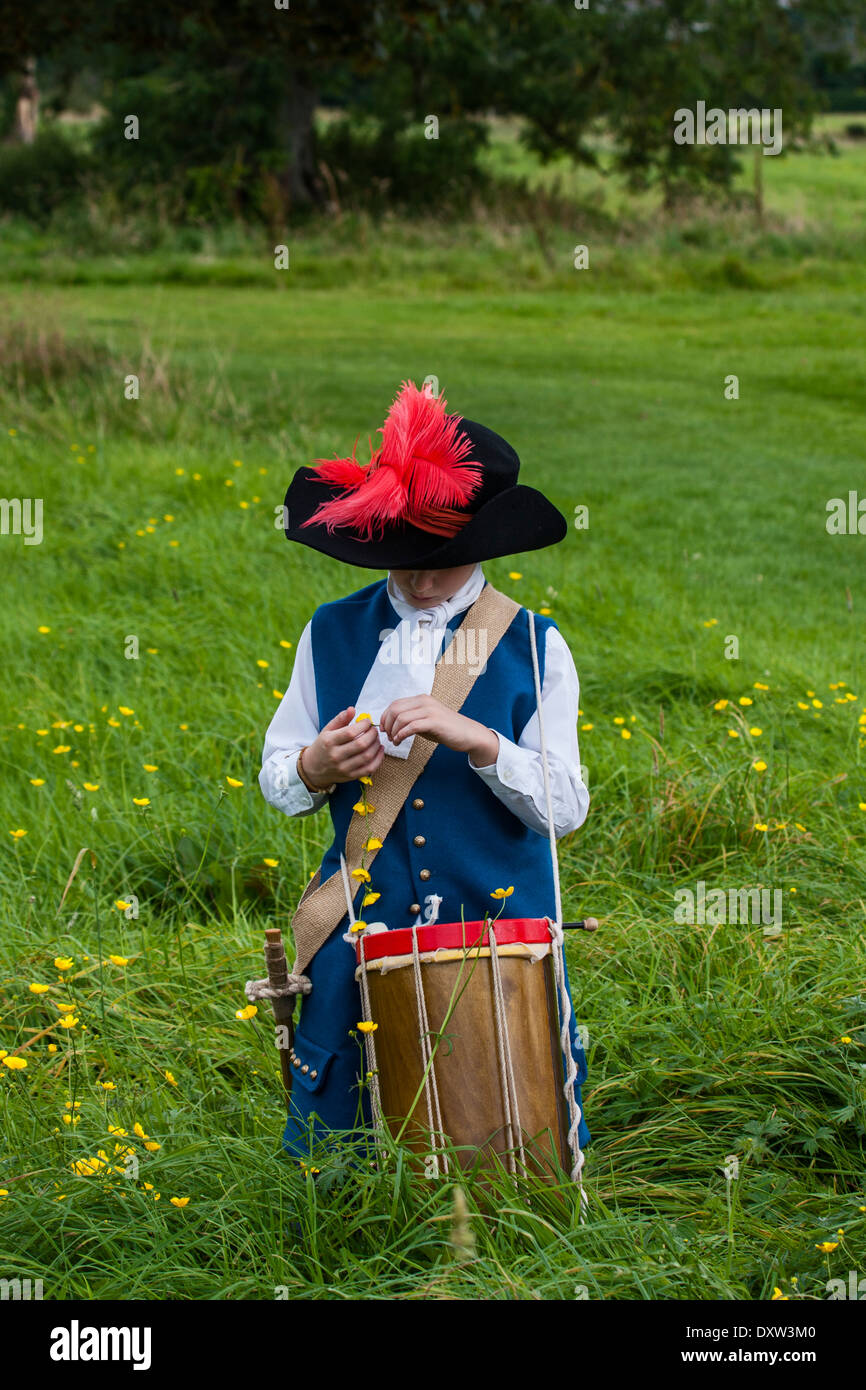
<box><xmin>282</xmin><ymin>468</ymin><xmax>567</xmax><ymax>570</ymax></box>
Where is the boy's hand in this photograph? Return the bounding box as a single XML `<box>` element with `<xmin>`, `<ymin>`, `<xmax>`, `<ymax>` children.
<box><xmin>302</xmin><ymin>707</ymin><xmax>385</xmax><ymax>787</ymax></box>
<box><xmin>380</xmin><ymin>695</ymin><xmax>499</xmax><ymax>767</ymax></box>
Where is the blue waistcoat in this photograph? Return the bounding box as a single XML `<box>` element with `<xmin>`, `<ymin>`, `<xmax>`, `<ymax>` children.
<box><xmin>283</xmin><ymin>577</ymin><xmax>591</xmax><ymax>1157</ymax></box>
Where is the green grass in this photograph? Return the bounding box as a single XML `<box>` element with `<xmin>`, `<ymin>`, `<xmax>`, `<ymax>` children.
<box><xmin>0</xmin><ymin>125</ymin><xmax>864</xmax><ymax>1300</ymax></box>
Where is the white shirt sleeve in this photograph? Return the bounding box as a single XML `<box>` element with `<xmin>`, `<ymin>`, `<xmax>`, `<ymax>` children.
<box><xmin>467</xmin><ymin>625</ymin><xmax>589</xmax><ymax>838</ymax></box>
<box><xmin>258</xmin><ymin>620</ymin><xmax>330</xmax><ymax>818</ymax></box>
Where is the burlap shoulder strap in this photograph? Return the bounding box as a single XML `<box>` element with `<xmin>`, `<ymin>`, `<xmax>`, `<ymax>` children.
<box><xmin>290</xmin><ymin>582</ymin><xmax>521</xmax><ymax>975</ymax></box>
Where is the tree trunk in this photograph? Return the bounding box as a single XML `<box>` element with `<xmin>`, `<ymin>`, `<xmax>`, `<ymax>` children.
<box><xmin>12</xmin><ymin>57</ymin><xmax>39</xmax><ymax>144</ymax></box>
<box><xmin>753</xmin><ymin>147</ymin><xmax>764</xmax><ymax>226</ymax></box>
<box><xmin>280</xmin><ymin>73</ymin><xmax>323</xmax><ymax>210</ymax></box>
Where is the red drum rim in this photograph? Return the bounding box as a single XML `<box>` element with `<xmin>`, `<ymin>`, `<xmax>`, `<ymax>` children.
<box><xmin>355</xmin><ymin>917</ymin><xmax>551</xmax><ymax>965</ymax></box>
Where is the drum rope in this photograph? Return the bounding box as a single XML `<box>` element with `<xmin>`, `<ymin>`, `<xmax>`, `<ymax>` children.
<box><xmin>410</xmin><ymin>926</ymin><xmax>450</xmax><ymax>1177</ymax></box>
<box><xmin>528</xmin><ymin>612</ymin><xmax>587</xmax><ymax>1212</ymax></box>
<box><xmin>341</xmin><ymin>854</ymin><xmax>385</xmax><ymax>1139</ymax></box>
<box><xmin>487</xmin><ymin>922</ymin><xmax>527</xmax><ymax>1177</ymax></box>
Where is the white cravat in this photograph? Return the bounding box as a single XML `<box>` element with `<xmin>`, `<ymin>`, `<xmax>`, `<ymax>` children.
<box><xmin>352</xmin><ymin>563</ymin><xmax>486</xmax><ymax>759</ymax></box>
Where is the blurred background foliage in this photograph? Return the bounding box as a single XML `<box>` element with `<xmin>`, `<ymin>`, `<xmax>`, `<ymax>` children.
<box><xmin>0</xmin><ymin>1</ymin><xmax>864</xmax><ymax>229</ymax></box>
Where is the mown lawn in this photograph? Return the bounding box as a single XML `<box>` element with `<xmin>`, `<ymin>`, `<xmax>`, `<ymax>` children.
<box><xmin>0</xmin><ymin>128</ymin><xmax>864</xmax><ymax>1298</ymax></box>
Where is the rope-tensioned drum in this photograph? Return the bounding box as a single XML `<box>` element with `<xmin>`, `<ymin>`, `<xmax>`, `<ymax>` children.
<box><xmin>355</xmin><ymin>610</ymin><xmax>587</xmax><ymax>1211</ymax></box>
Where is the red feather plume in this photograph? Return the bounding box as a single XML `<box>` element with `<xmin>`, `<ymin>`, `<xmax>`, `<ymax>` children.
<box><xmin>301</xmin><ymin>381</ymin><xmax>483</xmax><ymax>540</ymax></box>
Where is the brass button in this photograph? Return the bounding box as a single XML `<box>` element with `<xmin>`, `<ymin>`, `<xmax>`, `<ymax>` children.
<box><xmin>301</xmin><ymin>1064</ymin><xmax>309</xmax><ymax>1075</ymax></box>
<box><xmin>409</xmin><ymin>903</ymin><xmax>421</xmax><ymax>914</ymax></box>
<box><xmin>419</xmin><ymin>869</ymin><xmax>431</xmax><ymax>881</ymax></box>
<box><xmin>310</xmin><ymin>1070</ymin><xmax>318</xmax><ymax>1080</ymax></box>
<box><xmin>412</xmin><ymin>798</ymin><xmax>424</xmax><ymax>809</ymax></box>
<box><xmin>293</xmin><ymin>1058</ymin><xmax>301</xmax><ymax>1068</ymax></box>
<box><xmin>413</xmin><ymin>835</ymin><xmax>426</xmax><ymax>847</ymax></box>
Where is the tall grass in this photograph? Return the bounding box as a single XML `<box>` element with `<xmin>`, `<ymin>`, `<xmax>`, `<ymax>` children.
<box><xmin>0</xmin><ymin>166</ymin><xmax>864</xmax><ymax>1298</ymax></box>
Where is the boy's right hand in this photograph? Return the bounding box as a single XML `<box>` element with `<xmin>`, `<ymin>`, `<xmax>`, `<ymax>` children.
<box><xmin>301</xmin><ymin>707</ymin><xmax>385</xmax><ymax>788</ymax></box>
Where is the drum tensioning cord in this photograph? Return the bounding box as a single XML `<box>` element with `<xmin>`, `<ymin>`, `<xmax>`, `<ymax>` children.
<box><xmin>352</xmin><ymin>609</ymin><xmax>587</xmax><ymax>1213</ymax></box>
<box><xmin>348</xmin><ymin>854</ymin><xmax>451</xmax><ymax>1178</ymax></box>
<box><xmin>527</xmin><ymin>608</ymin><xmax>588</xmax><ymax>1216</ymax></box>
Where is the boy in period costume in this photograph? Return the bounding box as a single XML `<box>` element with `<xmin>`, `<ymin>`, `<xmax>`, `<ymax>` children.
<box><xmin>259</xmin><ymin>380</ymin><xmax>591</xmax><ymax>1160</ymax></box>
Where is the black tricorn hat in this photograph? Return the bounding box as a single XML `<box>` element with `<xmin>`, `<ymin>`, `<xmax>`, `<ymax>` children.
<box><xmin>282</xmin><ymin>381</ymin><xmax>567</xmax><ymax>570</ymax></box>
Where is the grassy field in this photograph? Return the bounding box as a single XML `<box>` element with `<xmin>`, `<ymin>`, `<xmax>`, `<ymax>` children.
<box><xmin>0</xmin><ymin>119</ymin><xmax>864</xmax><ymax>1300</ymax></box>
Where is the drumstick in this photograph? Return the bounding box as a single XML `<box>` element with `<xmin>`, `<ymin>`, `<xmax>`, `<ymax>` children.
<box><xmin>562</xmin><ymin>918</ymin><xmax>599</xmax><ymax>932</ymax></box>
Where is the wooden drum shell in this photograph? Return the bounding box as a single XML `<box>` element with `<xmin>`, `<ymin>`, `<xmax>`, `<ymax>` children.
<box><xmin>359</xmin><ymin>942</ymin><xmax>570</xmax><ymax>1178</ymax></box>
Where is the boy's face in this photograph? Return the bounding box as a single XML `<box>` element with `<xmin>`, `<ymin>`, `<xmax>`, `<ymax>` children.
<box><xmin>389</xmin><ymin>564</ymin><xmax>478</xmax><ymax>608</ymax></box>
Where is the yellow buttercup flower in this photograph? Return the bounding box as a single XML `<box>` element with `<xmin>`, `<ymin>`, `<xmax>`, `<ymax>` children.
<box><xmin>352</xmin><ymin>801</ymin><xmax>375</xmax><ymax>815</ymax></box>
<box><xmin>713</xmin><ymin>699</ymin><xmax>728</xmax><ymax>710</ymax></box>
<box><xmin>491</xmin><ymin>886</ymin><xmax>514</xmax><ymax>899</ymax></box>
<box><xmin>29</xmin><ymin>983</ymin><xmax>50</xmax><ymax>994</ymax></box>
<box><xmin>364</xmin><ymin>838</ymin><xmax>383</xmax><ymax>851</ymax></box>
<box><xmin>754</xmin><ymin>823</ymin><xmax>768</xmax><ymax>832</ymax></box>
<box><xmin>263</xmin><ymin>858</ymin><xmax>279</xmax><ymax>868</ymax></box>
<box><xmin>362</xmin><ymin>892</ymin><xmax>381</xmax><ymax>906</ymax></box>
<box><xmin>815</xmin><ymin>1241</ymin><xmax>838</xmax><ymax>1253</ymax></box>
<box><xmin>58</xmin><ymin>1015</ymin><xmax>79</xmax><ymax>1029</ymax></box>
<box><xmin>133</xmin><ymin>1122</ymin><xmax>149</xmax><ymax>1139</ymax></box>
<box><xmin>225</xmin><ymin>777</ymin><xmax>243</xmax><ymax>788</ymax></box>
<box><xmin>739</xmin><ymin>696</ymin><xmax>753</xmax><ymax>706</ymax></box>
<box><xmin>165</xmin><ymin>1071</ymin><xmax>177</xmax><ymax>1086</ymax></box>
<box><xmin>2</xmin><ymin>1056</ymin><xmax>27</xmax><ymax>1070</ymax></box>
<box><xmin>235</xmin><ymin>1004</ymin><xmax>257</xmax><ymax>1020</ymax></box>
<box><xmin>132</xmin><ymin>797</ymin><xmax>150</xmax><ymax>807</ymax></box>
<box><xmin>30</xmin><ymin>778</ymin><xmax>45</xmax><ymax>787</ymax></box>
<box><xmin>621</xmin><ymin>729</ymin><xmax>632</xmax><ymax>740</ymax></box>
<box><xmin>83</xmin><ymin>782</ymin><xmax>100</xmax><ymax>792</ymax></box>
<box><xmin>752</xmin><ymin>760</ymin><xmax>767</xmax><ymax>772</ymax></box>
<box><xmin>351</xmin><ymin>868</ymin><xmax>371</xmax><ymax>882</ymax></box>
<box><xmin>108</xmin><ymin>955</ymin><xmax>128</xmax><ymax>966</ymax></box>
<box><xmin>71</xmin><ymin>1158</ymin><xmax>101</xmax><ymax>1176</ymax></box>
<box><xmin>144</xmin><ymin>1141</ymin><xmax>161</xmax><ymax>1152</ymax></box>
<box><xmin>54</xmin><ymin>957</ymin><xmax>73</xmax><ymax>971</ymax></box>
<box><xmin>170</xmin><ymin>1197</ymin><xmax>190</xmax><ymax>1208</ymax></box>
<box><xmin>143</xmin><ymin>764</ymin><xmax>158</xmax><ymax>772</ymax></box>
<box><xmin>10</xmin><ymin>828</ymin><xmax>27</xmax><ymax>840</ymax></box>
<box><xmin>357</xmin><ymin>1021</ymin><xmax>378</xmax><ymax>1033</ymax></box>
<box><xmin>355</xmin><ymin>712</ymin><xmax>372</xmax><ymax>722</ymax></box>
<box><xmin>350</xmin><ymin>921</ymin><xmax>368</xmax><ymax>934</ymax></box>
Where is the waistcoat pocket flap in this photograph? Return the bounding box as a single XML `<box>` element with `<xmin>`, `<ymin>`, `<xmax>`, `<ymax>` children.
<box><xmin>290</xmin><ymin>1028</ymin><xmax>336</xmax><ymax>1094</ymax></box>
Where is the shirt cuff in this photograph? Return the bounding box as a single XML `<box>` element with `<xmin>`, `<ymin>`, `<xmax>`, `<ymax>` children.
<box><xmin>469</xmin><ymin>729</ymin><xmax>527</xmax><ymax>786</ymax></box>
<box><xmin>260</xmin><ymin>749</ymin><xmax>329</xmax><ymax>816</ymax></box>
<box><xmin>467</xmin><ymin>727</ymin><xmax>501</xmax><ymax>773</ymax></box>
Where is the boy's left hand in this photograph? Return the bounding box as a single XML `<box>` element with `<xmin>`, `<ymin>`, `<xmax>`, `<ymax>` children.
<box><xmin>379</xmin><ymin>695</ymin><xmax>499</xmax><ymax>767</ymax></box>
